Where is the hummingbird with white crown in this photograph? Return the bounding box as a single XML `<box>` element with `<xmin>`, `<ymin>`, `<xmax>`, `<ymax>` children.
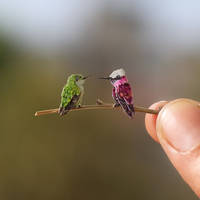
<box><xmin>59</xmin><ymin>74</ymin><xmax>88</xmax><ymax>116</ymax></box>
<box><xmin>100</xmin><ymin>68</ymin><xmax>135</xmax><ymax>118</ymax></box>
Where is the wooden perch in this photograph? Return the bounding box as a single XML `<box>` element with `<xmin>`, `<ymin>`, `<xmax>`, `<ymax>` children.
<box><xmin>34</xmin><ymin>99</ymin><xmax>160</xmax><ymax>117</ymax></box>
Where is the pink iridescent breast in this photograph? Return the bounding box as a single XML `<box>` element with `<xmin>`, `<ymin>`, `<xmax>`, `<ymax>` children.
<box><xmin>113</xmin><ymin>76</ymin><xmax>128</xmax><ymax>88</ymax></box>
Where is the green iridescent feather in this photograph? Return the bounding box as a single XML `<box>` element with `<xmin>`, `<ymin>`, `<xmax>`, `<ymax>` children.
<box><xmin>59</xmin><ymin>74</ymin><xmax>86</xmax><ymax>116</ymax></box>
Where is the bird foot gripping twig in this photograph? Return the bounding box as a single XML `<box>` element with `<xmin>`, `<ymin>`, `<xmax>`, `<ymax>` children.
<box><xmin>34</xmin><ymin>99</ymin><xmax>160</xmax><ymax>117</ymax></box>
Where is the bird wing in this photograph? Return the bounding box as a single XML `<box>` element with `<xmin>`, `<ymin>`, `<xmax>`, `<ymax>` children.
<box><xmin>116</xmin><ymin>83</ymin><xmax>134</xmax><ymax>118</ymax></box>
<box><xmin>59</xmin><ymin>84</ymin><xmax>81</xmax><ymax>115</ymax></box>
<box><xmin>59</xmin><ymin>94</ymin><xmax>80</xmax><ymax>116</ymax></box>
<box><xmin>118</xmin><ymin>83</ymin><xmax>133</xmax><ymax>105</ymax></box>
<box><xmin>61</xmin><ymin>84</ymin><xmax>81</xmax><ymax>107</ymax></box>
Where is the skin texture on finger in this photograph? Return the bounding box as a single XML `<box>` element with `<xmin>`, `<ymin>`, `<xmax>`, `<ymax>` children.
<box><xmin>152</xmin><ymin>98</ymin><xmax>200</xmax><ymax>197</ymax></box>
<box><xmin>145</xmin><ymin>101</ymin><xmax>168</xmax><ymax>142</ymax></box>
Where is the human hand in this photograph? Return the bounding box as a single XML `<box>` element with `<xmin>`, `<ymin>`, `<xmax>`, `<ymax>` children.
<box><xmin>145</xmin><ymin>99</ymin><xmax>200</xmax><ymax>197</ymax></box>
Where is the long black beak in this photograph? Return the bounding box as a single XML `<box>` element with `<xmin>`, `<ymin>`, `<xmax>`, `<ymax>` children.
<box><xmin>82</xmin><ymin>76</ymin><xmax>90</xmax><ymax>80</ymax></box>
<box><xmin>99</xmin><ymin>77</ymin><xmax>112</xmax><ymax>80</ymax></box>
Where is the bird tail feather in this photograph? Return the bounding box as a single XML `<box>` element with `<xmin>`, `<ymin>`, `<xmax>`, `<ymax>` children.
<box><xmin>58</xmin><ymin>107</ymin><xmax>69</xmax><ymax>116</ymax></box>
<box><xmin>119</xmin><ymin>101</ymin><xmax>135</xmax><ymax>118</ymax></box>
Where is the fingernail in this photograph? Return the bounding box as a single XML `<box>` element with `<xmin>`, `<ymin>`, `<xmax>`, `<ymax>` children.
<box><xmin>157</xmin><ymin>99</ymin><xmax>200</xmax><ymax>152</ymax></box>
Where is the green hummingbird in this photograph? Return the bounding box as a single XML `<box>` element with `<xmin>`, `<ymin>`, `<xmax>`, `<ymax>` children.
<box><xmin>58</xmin><ymin>74</ymin><xmax>88</xmax><ymax>116</ymax></box>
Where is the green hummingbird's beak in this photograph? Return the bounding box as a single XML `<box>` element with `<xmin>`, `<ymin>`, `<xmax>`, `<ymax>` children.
<box><xmin>99</xmin><ymin>77</ymin><xmax>112</xmax><ymax>80</ymax></box>
<box><xmin>82</xmin><ymin>76</ymin><xmax>89</xmax><ymax>80</ymax></box>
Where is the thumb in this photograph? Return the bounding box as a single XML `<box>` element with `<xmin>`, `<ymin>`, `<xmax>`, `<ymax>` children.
<box><xmin>145</xmin><ymin>99</ymin><xmax>200</xmax><ymax>197</ymax></box>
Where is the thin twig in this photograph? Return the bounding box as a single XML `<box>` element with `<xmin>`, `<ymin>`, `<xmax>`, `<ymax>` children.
<box><xmin>34</xmin><ymin>99</ymin><xmax>159</xmax><ymax>117</ymax></box>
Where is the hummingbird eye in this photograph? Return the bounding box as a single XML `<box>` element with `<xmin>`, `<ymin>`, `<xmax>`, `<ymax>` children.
<box><xmin>116</xmin><ymin>75</ymin><xmax>121</xmax><ymax>80</ymax></box>
<box><xmin>75</xmin><ymin>76</ymin><xmax>80</xmax><ymax>81</ymax></box>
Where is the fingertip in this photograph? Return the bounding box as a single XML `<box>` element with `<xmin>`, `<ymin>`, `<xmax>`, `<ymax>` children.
<box><xmin>155</xmin><ymin>98</ymin><xmax>200</xmax><ymax>196</ymax></box>
<box><xmin>156</xmin><ymin>98</ymin><xmax>200</xmax><ymax>152</ymax></box>
<box><xmin>145</xmin><ymin>101</ymin><xmax>168</xmax><ymax>143</ymax></box>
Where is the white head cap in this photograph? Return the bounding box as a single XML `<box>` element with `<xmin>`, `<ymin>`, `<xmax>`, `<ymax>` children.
<box><xmin>109</xmin><ymin>68</ymin><xmax>125</xmax><ymax>78</ymax></box>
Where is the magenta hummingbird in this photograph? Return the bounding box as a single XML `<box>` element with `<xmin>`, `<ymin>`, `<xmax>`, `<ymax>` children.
<box><xmin>100</xmin><ymin>68</ymin><xmax>135</xmax><ymax>118</ymax></box>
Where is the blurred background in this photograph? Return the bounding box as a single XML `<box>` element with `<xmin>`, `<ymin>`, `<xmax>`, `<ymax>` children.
<box><xmin>0</xmin><ymin>0</ymin><xmax>200</xmax><ymax>199</ymax></box>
